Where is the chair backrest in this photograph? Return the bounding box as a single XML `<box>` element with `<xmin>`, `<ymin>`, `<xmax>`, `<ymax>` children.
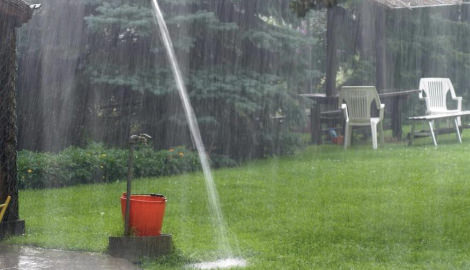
<box><xmin>339</xmin><ymin>86</ymin><xmax>381</xmax><ymax>123</ymax></box>
<box><xmin>419</xmin><ymin>78</ymin><xmax>455</xmax><ymax>113</ymax></box>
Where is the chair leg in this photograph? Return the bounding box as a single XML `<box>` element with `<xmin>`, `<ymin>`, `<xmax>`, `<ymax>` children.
<box><xmin>428</xmin><ymin>120</ymin><xmax>437</xmax><ymax>146</ymax></box>
<box><xmin>371</xmin><ymin>122</ymin><xmax>378</xmax><ymax>150</ymax></box>
<box><xmin>379</xmin><ymin>121</ymin><xmax>384</xmax><ymax>146</ymax></box>
<box><xmin>409</xmin><ymin>121</ymin><xmax>416</xmax><ymax>146</ymax></box>
<box><xmin>454</xmin><ymin>117</ymin><xmax>462</xmax><ymax>143</ymax></box>
<box><xmin>344</xmin><ymin>123</ymin><xmax>351</xmax><ymax>149</ymax></box>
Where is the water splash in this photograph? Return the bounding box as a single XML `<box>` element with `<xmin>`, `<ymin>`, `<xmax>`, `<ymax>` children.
<box><xmin>190</xmin><ymin>258</ymin><xmax>247</xmax><ymax>269</ymax></box>
<box><xmin>150</xmin><ymin>0</ymin><xmax>236</xmax><ymax>258</ymax></box>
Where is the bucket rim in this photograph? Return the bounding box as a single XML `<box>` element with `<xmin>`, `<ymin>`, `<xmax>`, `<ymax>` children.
<box><xmin>121</xmin><ymin>193</ymin><xmax>167</xmax><ymax>202</ymax></box>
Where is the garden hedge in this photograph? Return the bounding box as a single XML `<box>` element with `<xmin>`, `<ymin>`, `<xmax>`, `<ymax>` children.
<box><xmin>17</xmin><ymin>143</ymin><xmax>237</xmax><ymax>189</ymax></box>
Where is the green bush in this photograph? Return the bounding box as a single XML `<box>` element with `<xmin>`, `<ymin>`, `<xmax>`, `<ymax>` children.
<box><xmin>17</xmin><ymin>143</ymin><xmax>237</xmax><ymax>189</ymax></box>
<box><xmin>278</xmin><ymin>131</ymin><xmax>304</xmax><ymax>155</ymax></box>
<box><xmin>209</xmin><ymin>154</ymin><xmax>238</xmax><ymax>168</ymax></box>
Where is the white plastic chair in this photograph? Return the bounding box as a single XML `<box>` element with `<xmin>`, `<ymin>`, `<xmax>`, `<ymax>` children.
<box><xmin>419</xmin><ymin>78</ymin><xmax>462</xmax><ymax>145</ymax></box>
<box><xmin>419</xmin><ymin>78</ymin><xmax>462</xmax><ymax>125</ymax></box>
<box><xmin>339</xmin><ymin>86</ymin><xmax>385</xmax><ymax>150</ymax></box>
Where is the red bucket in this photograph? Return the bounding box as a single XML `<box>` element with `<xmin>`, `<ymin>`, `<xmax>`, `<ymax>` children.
<box><xmin>120</xmin><ymin>193</ymin><xmax>166</xmax><ymax>236</ymax></box>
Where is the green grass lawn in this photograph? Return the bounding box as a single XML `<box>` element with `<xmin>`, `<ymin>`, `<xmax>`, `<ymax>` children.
<box><xmin>7</xmin><ymin>134</ymin><xmax>470</xmax><ymax>269</ymax></box>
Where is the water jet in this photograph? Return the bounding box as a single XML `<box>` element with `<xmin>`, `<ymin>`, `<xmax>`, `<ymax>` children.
<box><xmin>150</xmin><ymin>0</ymin><xmax>244</xmax><ymax>264</ymax></box>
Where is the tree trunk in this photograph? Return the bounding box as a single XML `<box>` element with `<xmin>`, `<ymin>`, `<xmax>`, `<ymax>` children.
<box><xmin>0</xmin><ymin>20</ymin><xmax>19</xmax><ymax>222</ymax></box>
<box><xmin>325</xmin><ymin>7</ymin><xmax>339</xmax><ymax>97</ymax></box>
<box><xmin>375</xmin><ymin>5</ymin><xmax>386</xmax><ymax>92</ymax></box>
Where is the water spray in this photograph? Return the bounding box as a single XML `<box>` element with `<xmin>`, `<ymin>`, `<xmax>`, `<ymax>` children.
<box><xmin>149</xmin><ymin>0</ymin><xmax>246</xmax><ymax>267</ymax></box>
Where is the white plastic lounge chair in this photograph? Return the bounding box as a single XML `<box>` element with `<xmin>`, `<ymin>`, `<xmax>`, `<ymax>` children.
<box><xmin>339</xmin><ymin>86</ymin><xmax>385</xmax><ymax>150</ymax></box>
<box><xmin>414</xmin><ymin>78</ymin><xmax>464</xmax><ymax>145</ymax></box>
<box><xmin>419</xmin><ymin>78</ymin><xmax>462</xmax><ymax>126</ymax></box>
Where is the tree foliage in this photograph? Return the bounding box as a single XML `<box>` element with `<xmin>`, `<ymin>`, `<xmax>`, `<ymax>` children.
<box><xmin>17</xmin><ymin>0</ymin><xmax>324</xmax><ymax>160</ymax></box>
<box><xmin>290</xmin><ymin>0</ymin><xmax>346</xmax><ymax>16</ymax></box>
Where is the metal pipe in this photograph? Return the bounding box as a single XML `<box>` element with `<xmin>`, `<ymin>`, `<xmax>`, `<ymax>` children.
<box><xmin>124</xmin><ymin>133</ymin><xmax>151</xmax><ymax>236</ymax></box>
<box><xmin>124</xmin><ymin>142</ymin><xmax>134</xmax><ymax>236</ymax></box>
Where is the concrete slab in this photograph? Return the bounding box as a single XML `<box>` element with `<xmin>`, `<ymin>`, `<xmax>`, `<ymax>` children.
<box><xmin>0</xmin><ymin>244</ymin><xmax>140</xmax><ymax>270</ymax></box>
<box><xmin>108</xmin><ymin>234</ymin><xmax>172</xmax><ymax>262</ymax></box>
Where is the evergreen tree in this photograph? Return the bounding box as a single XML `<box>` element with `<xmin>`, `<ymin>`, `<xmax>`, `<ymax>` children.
<box><xmin>82</xmin><ymin>0</ymin><xmax>324</xmax><ymax>159</ymax></box>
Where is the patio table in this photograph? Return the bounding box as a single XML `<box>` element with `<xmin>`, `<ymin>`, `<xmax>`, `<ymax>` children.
<box><xmin>300</xmin><ymin>89</ymin><xmax>419</xmax><ymax>144</ymax></box>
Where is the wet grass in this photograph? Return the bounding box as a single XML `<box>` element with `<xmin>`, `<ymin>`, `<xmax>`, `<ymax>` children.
<box><xmin>8</xmin><ymin>133</ymin><xmax>470</xmax><ymax>269</ymax></box>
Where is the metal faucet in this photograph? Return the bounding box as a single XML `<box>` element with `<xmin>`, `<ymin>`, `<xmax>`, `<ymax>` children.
<box><xmin>124</xmin><ymin>133</ymin><xmax>152</xmax><ymax>236</ymax></box>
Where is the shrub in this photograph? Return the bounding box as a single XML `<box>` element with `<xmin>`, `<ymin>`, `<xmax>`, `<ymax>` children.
<box><xmin>17</xmin><ymin>143</ymin><xmax>236</xmax><ymax>189</ymax></box>
<box><xmin>209</xmin><ymin>154</ymin><xmax>238</xmax><ymax>168</ymax></box>
<box><xmin>278</xmin><ymin>131</ymin><xmax>304</xmax><ymax>155</ymax></box>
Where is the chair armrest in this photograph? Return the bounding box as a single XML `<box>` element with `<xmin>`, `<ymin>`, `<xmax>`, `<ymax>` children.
<box><xmin>379</xmin><ymin>104</ymin><xmax>385</xmax><ymax>120</ymax></box>
<box><xmin>454</xmin><ymin>96</ymin><xmax>462</xmax><ymax>111</ymax></box>
<box><xmin>341</xmin><ymin>104</ymin><xmax>349</xmax><ymax>122</ymax></box>
<box><xmin>418</xmin><ymin>89</ymin><xmax>425</xmax><ymax>100</ymax></box>
<box><xmin>418</xmin><ymin>90</ymin><xmax>430</xmax><ymax>112</ymax></box>
<box><xmin>447</xmin><ymin>80</ymin><xmax>462</xmax><ymax>110</ymax></box>
<box><xmin>418</xmin><ymin>89</ymin><xmax>430</xmax><ymax>103</ymax></box>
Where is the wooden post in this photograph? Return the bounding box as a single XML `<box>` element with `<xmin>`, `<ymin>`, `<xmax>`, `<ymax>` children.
<box><xmin>320</xmin><ymin>6</ymin><xmax>341</xmax><ymax>144</ymax></box>
<box><xmin>0</xmin><ymin>1</ymin><xmax>32</xmax><ymax>238</ymax></box>
<box><xmin>375</xmin><ymin>5</ymin><xmax>386</xmax><ymax>92</ymax></box>
<box><xmin>311</xmin><ymin>101</ymin><xmax>322</xmax><ymax>144</ymax></box>
<box><xmin>0</xmin><ymin>20</ymin><xmax>20</xmax><ymax>224</ymax></box>
<box><xmin>326</xmin><ymin>7</ymin><xmax>339</xmax><ymax>97</ymax></box>
<box><xmin>391</xmin><ymin>96</ymin><xmax>402</xmax><ymax>139</ymax></box>
<box><xmin>375</xmin><ymin>5</ymin><xmax>408</xmax><ymax>140</ymax></box>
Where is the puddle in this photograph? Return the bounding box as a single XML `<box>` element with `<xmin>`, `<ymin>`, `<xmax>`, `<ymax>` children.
<box><xmin>0</xmin><ymin>244</ymin><xmax>139</xmax><ymax>270</ymax></box>
<box><xmin>189</xmin><ymin>258</ymin><xmax>247</xmax><ymax>269</ymax></box>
